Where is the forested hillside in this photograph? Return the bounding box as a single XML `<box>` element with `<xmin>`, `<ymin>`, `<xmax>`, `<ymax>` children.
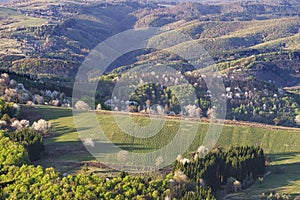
<box><xmin>0</xmin><ymin>0</ymin><xmax>300</xmax><ymax>76</ymax></box>
<box><xmin>0</xmin><ymin>0</ymin><xmax>300</xmax><ymax>127</ymax></box>
<box><xmin>1</xmin><ymin>0</ymin><xmax>300</xmax><ymax>199</ymax></box>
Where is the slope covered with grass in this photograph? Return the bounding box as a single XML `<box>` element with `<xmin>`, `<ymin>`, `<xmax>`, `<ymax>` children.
<box><xmin>28</xmin><ymin>105</ymin><xmax>300</xmax><ymax>197</ymax></box>
<box><xmin>31</xmin><ymin>106</ymin><xmax>300</xmax><ymax>164</ymax></box>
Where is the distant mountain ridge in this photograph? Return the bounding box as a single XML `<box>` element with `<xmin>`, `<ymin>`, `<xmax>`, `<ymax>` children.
<box><xmin>0</xmin><ymin>0</ymin><xmax>299</xmax><ymax>87</ymax></box>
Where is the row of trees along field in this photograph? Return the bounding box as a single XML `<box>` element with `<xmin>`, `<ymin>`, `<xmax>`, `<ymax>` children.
<box><xmin>100</xmin><ymin>76</ymin><xmax>300</xmax><ymax>127</ymax></box>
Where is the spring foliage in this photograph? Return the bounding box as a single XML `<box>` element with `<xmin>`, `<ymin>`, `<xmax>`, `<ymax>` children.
<box><xmin>0</xmin><ymin>133</ymin><xmax>29</xmax><ymax>167</ymax></box>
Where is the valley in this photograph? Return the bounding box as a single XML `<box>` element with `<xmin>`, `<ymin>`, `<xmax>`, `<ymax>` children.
<box><xmin>0</xmin><ymin>0</ymin><xmax>300</xmax><ymax>199</ymax></box>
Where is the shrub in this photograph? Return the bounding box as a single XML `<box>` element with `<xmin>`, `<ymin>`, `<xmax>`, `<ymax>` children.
<box><xmin>0</xmin><ymin>133</ymin><xmax>29</xmax><ymax>166</ymax></box>
<box><xmin>1</xmin><ymin>114</ymin><xmax>11</xmax><ymax>123</ymax></box>
<box><xmin>33</xmin><ymin>95</ymin><xmax>45</xmax><ymax>105</ymax></box>
<box><xmin>75</xmin><ymin>100</ymin><xmax>91</xmax><ymax>111</ymax></box>
<box><xmin>32</xmin><ymin>119</ymin><xmax>51</xmax><ymax>133</ymax></box>
<box><xmin>11</xmin><ymin>119</ymin><xmax>29</xmax><ymax>131</ymax></box>
<box><xmin>0</xmin><ymin>100</ymin><xmax>19</xmax><ymax>118</ymax></box>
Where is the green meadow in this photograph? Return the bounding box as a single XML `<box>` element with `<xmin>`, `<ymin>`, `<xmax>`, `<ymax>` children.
<box><xmin>32</xmin><ymin>105</ymin><xmax>300</xmax><ymax>198</ymax></box>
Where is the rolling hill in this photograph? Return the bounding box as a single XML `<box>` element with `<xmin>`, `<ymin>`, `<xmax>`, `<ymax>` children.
<box><xmin>0</xmin><ymin>0</ymin><xmax>300</xmax><ymax>127</ymax></box>
<box><xmin>0</xmin><ymin>0</ymin><xmax>300</xmax><ymax>77</ymax></box>
<box><xmin>0</xmin><ymin>1</ymin><xmax>300</xmax><ymax>198</ymax></box>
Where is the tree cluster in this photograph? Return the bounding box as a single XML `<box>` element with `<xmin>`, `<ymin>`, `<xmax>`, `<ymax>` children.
<box><xmin>174</xmin><ymin>146</ymin><xmax>265</xmax><ymax>193</ymax></box>
<box><xmin>6</xmin><ymin>128</ymin><xmax>44</xmax><ymax>161</ymax></box>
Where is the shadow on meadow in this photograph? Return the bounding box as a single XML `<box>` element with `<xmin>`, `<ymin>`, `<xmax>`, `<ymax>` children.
<box><xmin>37</xmin><ymin>106</ymin><xmax>73</xmax><ymax>121</ymax></box>
<box><xmin>267</xmin><ymin>151</ymin><xmax>300</xmax><ymax>164</ymax></box>
<box><xmin>228</xmin><ymin>152</ymin><xmax>300</xmax><ymax>199</ymax></box>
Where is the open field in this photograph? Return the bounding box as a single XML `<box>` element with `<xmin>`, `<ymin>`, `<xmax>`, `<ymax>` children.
<box><xmin>25</xmin><ymin>105</ymin><xmax>300</xmax><ymax>198</ymax></box>
<box><xmin>0</xmin><ymin>7</ymin><xmax>46</xmax><ymax>28</ymax></box>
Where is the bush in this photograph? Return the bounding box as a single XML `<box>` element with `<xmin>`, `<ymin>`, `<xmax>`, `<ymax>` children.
<box><xmin>75</xmin><ymin>100</ymin><xmax>91</xmax><ymax>111</ymax></box>
<box><xmin>32</xmin><ymin>119</ymin><xmax>51</xmax><ymax>133</ymax></box>
<box><xmin>11</xmin><ymin>119</ymin><xmax>29</xmax><ymax>131</ymax></box>
<box><xmin>0</xmin><ymin>133</ymin><xmax>29</xmax><ymax>166</ymax></box>
<box><xmin>1</xmin><ymin>114</ymin><xmax>11</xmax><ymax>124</ymax></box>
<box><xmin>0</xmin><ymin>100</ymin><xmax>19</xmax><ymax>118</ymax></box>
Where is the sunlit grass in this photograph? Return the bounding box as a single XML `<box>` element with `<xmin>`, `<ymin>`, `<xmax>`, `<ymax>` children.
<box><xmin>34</xmin><ymin>106</ymin><xmax>300</xmax><ymax>196</ymax></box>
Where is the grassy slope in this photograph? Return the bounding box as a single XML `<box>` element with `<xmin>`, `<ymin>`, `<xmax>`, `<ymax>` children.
<box><xmin>251</xmin><ymin>32</ymin><xmax>300</xmax><ymax>50</ymax></box>
<box><xmin>0</xmin><ymin>7</ymin><xmax>46</xmax><ymax>28</ymax></box>
<box><xmin>128</xmin><ymin>17</ymin><xmax>300</xmax><ymax>78</ymax></box>
<box><xmin>31</xmin><ymin>105</ymin><xmax>300</xmax><ymax>197</ymax></box>
<box><xmin>38</xmin><ymin>106</ymin><xmax>300</xmax><ymax>154</ymax></box>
